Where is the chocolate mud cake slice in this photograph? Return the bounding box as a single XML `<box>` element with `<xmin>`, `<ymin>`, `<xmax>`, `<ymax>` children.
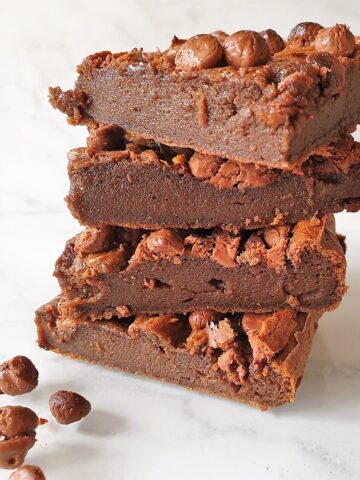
<box><xmin>50</xmin><ymin>23</ymin><xmax>360</xmax><ymax>169</ymax></box>
<box><xmin>67</xmin><ymin>134</ymin><xmax>360</xmax><ymax>230</ymax></box>
<box><xmin>54</xmin><ymin>216</ymin><xmax>346</xmax><ymax>320</ymax></box>
<box><xmin>36</xmin><ymin>298</ymin><xmax>320</xmax><ymax>410</ymax></box>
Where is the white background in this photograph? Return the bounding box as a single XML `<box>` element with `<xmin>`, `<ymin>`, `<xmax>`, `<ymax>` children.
<box><xmin>0</xmin><ymin>1</ymin><xmax>359</xmax><ymax>478</ymax></box>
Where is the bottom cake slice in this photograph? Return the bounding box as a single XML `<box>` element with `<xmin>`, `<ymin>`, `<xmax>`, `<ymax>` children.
<box><xmin>36</xmin><ymin>298</ymin><xmax>320</xmax><ymax>410</ymax></box>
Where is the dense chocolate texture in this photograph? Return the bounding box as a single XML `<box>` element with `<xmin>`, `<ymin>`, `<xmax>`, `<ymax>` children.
<box><xmin>36</xmin><ymin>298</ymin><xmax>320</xmax><ymax>410</ymax></box>
<box><xmin>49</xmin><ymin>28</ymin><xmax>360</xmax><ymax>169</ymax></box>
<box><xmin>67</xmin><ymin>136</ymin><xmax>360</xmax><ymax>230</ymax></box>
<box><xmin>54</xmin><ymin>216</ymin><xmax>346</xmax><ymax>320</ymax></box>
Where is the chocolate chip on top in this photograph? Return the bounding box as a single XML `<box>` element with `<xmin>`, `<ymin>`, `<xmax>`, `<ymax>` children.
<box><xmin>49</xmin><ymin>390</ymin><xmax>91</xmax><ymax>425</ymax></box>
<box><xmin>10</xmin><ymin>465</ymin><xmax>46</xmax><ymax>480</ymax></box>
<box><xmin>146</xmin><ymin>229</ymin><xmax>184</xmax><ymax>256</ymax></box>
<box><xmin>223</xmin><ymin>30</ymin><xmax>270</xmax><ymax>68</ymax></box>
<box><xmin>307</xmin><ymin>51</ymin><xmax>346</xmax><ymax>94</ymax></box>
<box><xmin>259</xmin><ymin>29</ymin><xmax>285</xmax><ymax>55</ymax></box>
<box><xmin>164</xmin><ymin>36</ymin><xmax>186</xmax><ymax>58</ymax></box>
<box><xmin>0</xmin><ymin>357</ymin><xmax>39</xmax><ymax>396</ymax></box>
<box><xmin>314</xmin><ymin>24</ymin><xmax>355</xmax><ymax>57</ymax></box>
<box><xmin>175</xmin><ymin>34</ymin><xmax>223</xmax><ymax>71</ymax></box>
<box><xmin>211</xmin><ymin>30</ymin><xmax>228</xmax><ymax>44</ymax></box>
<box><xmin>288</xmin><ymin>22</ymin><xmax>324</xmax><ymax>47</ymax></box>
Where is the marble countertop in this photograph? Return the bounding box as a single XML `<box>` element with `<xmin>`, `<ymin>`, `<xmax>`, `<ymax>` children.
<box><xmin>1</xmin><ymin>1</ymin><xmax>360</xmax><ymax>478</ymax></box>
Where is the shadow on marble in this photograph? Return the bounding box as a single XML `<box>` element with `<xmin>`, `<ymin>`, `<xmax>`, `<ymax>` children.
<box><xmin>78</xmin><ymin>409</ymin><xmax>126</xmax><ymax>436</ymax></box>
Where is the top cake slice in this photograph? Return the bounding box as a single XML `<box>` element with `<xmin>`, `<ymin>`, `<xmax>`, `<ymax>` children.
<box><xmin>50</xmin><ymin>23</ymin><xmax>360</xmax><ymax>169</ymax></box>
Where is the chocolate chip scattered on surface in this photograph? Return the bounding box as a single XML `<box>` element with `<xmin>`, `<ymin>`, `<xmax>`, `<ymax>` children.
<box><xmin>9</xmin><ymin>465</ymin><xmax>46</xmax><ymax>480</ymax></box>
<box><xmin>49</xmin><ymin>390</ymin><xmax>91</xmax><ymax>425</ymax></box>
<box><xmin>0</xmin><ymin>357</ymin><xmax>39</xmax><ymax>396</ymax></box>
<box><xmin>0</xmin><ymin>406</ymin><xmax>40</xmax><ymax>469</ymax></box>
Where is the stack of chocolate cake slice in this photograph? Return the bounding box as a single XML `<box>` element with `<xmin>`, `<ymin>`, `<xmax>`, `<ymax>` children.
<box><xmin>36</xmin><ymin>22</ymin><xmax>360</xmax><ymax>410</ymax></box>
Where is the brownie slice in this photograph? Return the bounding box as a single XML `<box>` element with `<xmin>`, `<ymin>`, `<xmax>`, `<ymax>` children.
<box><xmin>36</xmin><ymin>297</ymin><xmax>320</xmax><ymax>410</ymax></box>
<box><xmin>54</xmin><ymin>216</ymin><xmax>345</xmax><ymax>320</ymax></box>
<box><xmin>67</xmin><ymin>135</ymin><xmax>360</xmax><ymax>230</ymax></box>
<box><xmin>49</xmin><ymin>25</ymin><xmax>360</xmax><ymax>169</ymax></box>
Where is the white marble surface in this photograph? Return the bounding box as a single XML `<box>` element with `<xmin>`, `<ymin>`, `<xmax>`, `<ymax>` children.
<box><xmin>1</xmin><ymin>1</ymin><xmax>360</xmax><ymax>479</ymax></box>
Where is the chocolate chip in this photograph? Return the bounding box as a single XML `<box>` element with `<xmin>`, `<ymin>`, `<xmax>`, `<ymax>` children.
<box><xmin>207</xmin><ymin>319</ymin><xmax>237</xmax><ymax>350</ymax></box>
<box><xmin>277</xmin><ymin>71</ymin><xmax>314</xmax><ymax>98</ymax></box>
<box><xmin>259</xmin><ymin>29</ymin><xmax>285</xmax><ymax>55</ymax></box>
<box><xmin>307</xmin><ymin>51</ymin><xmax>346</xmax><ymax>94</ymax></box>
<box><xmin>146</xmin><ymin>229</ymin><xmax>184</xmax><ymax>257</ymax></box>
<box><xmin>172</xmin><ymin>153</ymin><xmax>187</xmax><ymax>168</ymax></box>
<box><xmin>87</xmin><ymin>125</ymin><xmax>124</xmax><ymax>152</ymax></box>
<box><xmin>49</xmin><ymin>390</ymin><xmax>91</xmax><ymax>425</ymax></box>
<box><xmin>135</xmin><ymin>314</ymin><xmax>190</xmax><ymax>347</ymax></box>
<box><xmin>0</xmin><ymin>357</ymin><xmax>38</xmax><ymax>396</ymax></box>
<box><xmin>223</xmin><ymin>30</ymin><xmax>270</xmax><ymax>68</ymax></box>
<box><xmin>186</xmin><ymin>329</ymin><xmax>209</xmax><ymax>354</ymax></box>
<box><xmin>188</xmin><ymin>152</ymin><xmax>221</xmax><ymax>179</ymax></box>
<box><xmin>242</xmin><ymin>311</ymin><xmax>297</xmax><ymax>363</ymax></box>
<box><xmin>10</xmin><ymin>465</ymin><xmax>46</xmax><ymax>480</ymax></box>
<box><xmin>217</xmin><ymin>348</ymin><xmax>247</xmax><ymax>385</ymax></box>
<box><xmin>75</xmin><ymin>226</ymin><xmax>115</xmax><ymax>254</ymax></box>
<box><xmin>211</xmin><ymin>31</ymin><xmax>228</xmax><ymax>44</ymax></box>
<box><xmin>184</xmin><ymin>235</ymin><xmax>213</xmax><ymax>258</ymax></box>
<box><xmin>212</xmin><ymin>235</ymin><xmax>240</xmax><ymax>267</ymax></box>
<box><xmin>0</xmin><ymin>407</ymin><xmax>39</xmax><ymax>470</ymax></box>
<box><xmin>139</xmin><ymin>149</ymin><xmax>160</xmax><ymax>164</ymax></box>
<box><xmin>0</xmin><ymin>406</ymin><xmax>39</xmax><ymax>439</ymax></box>
<box><xmin>263</xmin><ymin>226</ymin><xmax>290</xmax><ymax>248</ymax></box>
<box><xmin>164</xmin><ymin>36</ymin><xmax>186</xmax><ymax>57</ymax></box>
<box><xmin>288</xmin><ymin>22</ymin><xmax>324</xmax><ymax>47</ymax></box>
<box><xmin>314</xmin><ymin>24</ymin><xmax>355</xmax><ymax>57</ymax></box>
<box><xmin>242</xmin><ymin>313</ymin><xmax>263</xmax><ymax>333</ymax></box>
<box><xmin>189</xmin><ymin>310</ymin><xmax>220</xmax><ymax>330</ymax></box>
<box><xmin>0</xmin><ymin>436</ymin><xmax>36</xmax><ymax>470</ymax></box>
<box><xmin>175</xmin><ymin>34</ymin><xmax>223</xmax><ymax>71</ymax></box>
